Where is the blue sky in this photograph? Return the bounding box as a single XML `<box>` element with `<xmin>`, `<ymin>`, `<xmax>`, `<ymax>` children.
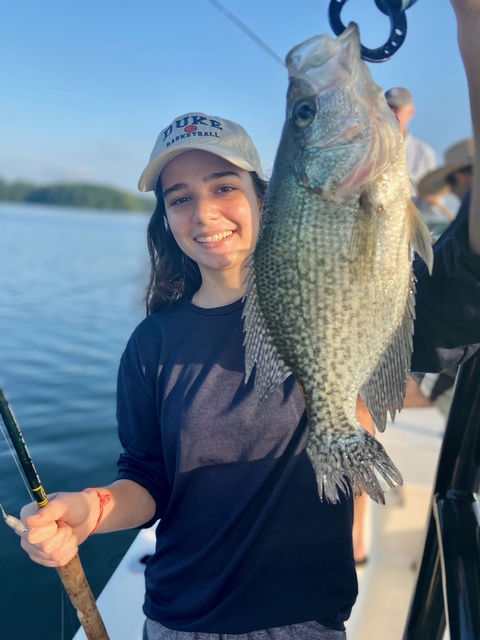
<box><xmin>0</xmin><ymin>0</ymin><xmax>473</xmax><ymax>196</ymax></box>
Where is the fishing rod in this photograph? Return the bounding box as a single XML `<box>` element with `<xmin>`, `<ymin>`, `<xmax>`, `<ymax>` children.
<box><xmin>0</xmin><ymin>386</ymin><xmax>110</xmax><ymax>640</ymax></box>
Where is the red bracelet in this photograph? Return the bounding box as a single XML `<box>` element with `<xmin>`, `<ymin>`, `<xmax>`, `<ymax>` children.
<box><xmin>82</xmin><ymin>488</ymin><xmax>112</xmax><ymax>536</ymax></box>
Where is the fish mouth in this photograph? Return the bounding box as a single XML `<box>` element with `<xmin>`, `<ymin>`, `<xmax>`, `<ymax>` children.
<box><xmin>286</xmin><ymin>23</ymin><xmax>360</xmax><ymax>77</ymax></box>
<box><xmin>195</xmin><ymin>230</ymin><xmax>234</xmax><ymax>244</ymax></box>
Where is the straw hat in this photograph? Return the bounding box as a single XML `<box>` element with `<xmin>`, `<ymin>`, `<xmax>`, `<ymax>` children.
<box><xmin>417</xmin><ymin>138</ymin><xmax>475</xmax><ymax>196</ymax></box>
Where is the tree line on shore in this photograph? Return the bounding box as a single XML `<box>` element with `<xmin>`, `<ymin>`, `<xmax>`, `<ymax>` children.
<box><xmin>0</xmin><ymin>177</ymin><xmax>155</xmax><ymax>212</ymax></box>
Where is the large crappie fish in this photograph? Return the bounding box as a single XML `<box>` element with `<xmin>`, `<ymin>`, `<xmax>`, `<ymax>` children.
<box><xmin>243</xmin><ymin>24</ymin><xmax>434</xmax><ymax>504</ymax></box>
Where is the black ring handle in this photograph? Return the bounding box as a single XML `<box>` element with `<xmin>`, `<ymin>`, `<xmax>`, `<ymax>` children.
<box><xmin>328</xmin><ymin>0</ymin><xmax>412</xmax><ymax>62</ymax></box>
<box><xmin>375</xmin><ymin>0</ymin><xmax>419</xmax><ymax>15</ymax></box>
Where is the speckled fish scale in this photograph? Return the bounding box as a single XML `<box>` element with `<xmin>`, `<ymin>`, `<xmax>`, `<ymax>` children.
<box><xmin>243</xmin><ymin>24</ymin><xmax>433</xmax><ymax>504</ymax></box>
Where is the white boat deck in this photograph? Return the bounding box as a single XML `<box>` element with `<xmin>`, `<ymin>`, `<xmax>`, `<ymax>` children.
<box><xmin>74</xmin><ymin>525</ymin><xmax>157</xmax><ymax>640</ymax></box>
<box><xmin>348</xmin><ymin>406</ymin><xmax>448</xmax><ymax>640</ymax></box>
<box><xmin>74</xmin><ymin>406</ymin><xmax>448</xmax><ymax>640</ymax></box>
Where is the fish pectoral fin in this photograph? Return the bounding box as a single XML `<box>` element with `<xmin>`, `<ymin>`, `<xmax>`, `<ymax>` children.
<box><xmin>348</xmin><ymin>192</ymin><xmax>378</xmax><ymax>278</ymax></box>
<box><xmin>407</xmin><ymin>199</ymin><xmax>434</xmax><ymax>274</ymax></box>
<box><xmin>360</xmin><ymin>282</ymin><xmax>415</xmax><ymax>431</ymax></box>
<box><xmin>243</xmin><ymin>263</ymin><xmax>292</xmax><ymax>402</ymax></box>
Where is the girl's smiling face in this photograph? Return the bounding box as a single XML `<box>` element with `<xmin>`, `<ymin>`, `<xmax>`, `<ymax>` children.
<box><xmin>161</xmin><ymin>150</ymin><xmax>262</xmax><ymax>287</ymax></box>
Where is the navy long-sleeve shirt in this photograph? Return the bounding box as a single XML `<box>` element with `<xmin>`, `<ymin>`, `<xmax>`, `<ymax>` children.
<box><xmin>116</xmin><ymin>195</ymin><xmax>480</xmax><ymax>633</ymax></box>
<box><xmin>412</xmin><ymin>193</ymin><xmax>480</xmax><ymax>371</ymax></box>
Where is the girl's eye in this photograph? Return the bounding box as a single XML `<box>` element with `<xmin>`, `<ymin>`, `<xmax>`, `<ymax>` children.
<box><xmin>170</xmin><ymin>195</ymin><xmax>190</xmax><ymax>207</ymax></box>
<box><xmin>217</xmin><ymin>185</ymin><xmax>235</xmax><ymax>194</ymax></box>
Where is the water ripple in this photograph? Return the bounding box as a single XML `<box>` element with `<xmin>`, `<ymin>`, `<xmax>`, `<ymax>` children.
<box><xmin>0</xmin><ymin>204</ymin><xmax>148</xmax><ymax>640</ymax></box>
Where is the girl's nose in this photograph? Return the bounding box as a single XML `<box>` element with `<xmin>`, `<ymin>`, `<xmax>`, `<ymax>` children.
<box><xmin>193</xmin><ymin>197</ymin><xmax>218</xmax><ymax>224</ymax></box>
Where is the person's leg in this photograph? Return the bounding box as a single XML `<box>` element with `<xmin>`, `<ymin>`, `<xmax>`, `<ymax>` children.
<box><xmin>259</xmin><ymin>620</ymin><xmax>346</xmax><ymax>640</ymax></box>
<box><xmin>352</xmin><ymin>491</ymin><xmax>369</xmax><ymax>565</ymax></box>
<box><xmin>144</xmin><ymin>619</ymin><xmax>346</xmax><ymax>640</ymax></box>
<box><xmin>352</xmin><ymin>395</ymin><xmax>375</xmax><ymax>564</ymax></box>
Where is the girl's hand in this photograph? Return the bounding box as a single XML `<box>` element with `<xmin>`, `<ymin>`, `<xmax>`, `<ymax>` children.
<box><xmin>18</xmin><ymin>480</ymin><xmax>156</xmax><ymax>567</ymax></box>
<box><xmin>19</xmin><ymin>491</ymin><xmax>97</xmax><ymax>567</ymax></box>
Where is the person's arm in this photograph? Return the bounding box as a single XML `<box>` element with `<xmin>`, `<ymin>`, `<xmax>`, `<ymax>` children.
<box><xmin>19</xmin><ymin>479</ymin><xmax>156</xmax><ymax>567</ymax></box>
<box><xmin>451</xmin><ymin>0</ymin><xmax>480</xmax><ymax>253</ymax></box>
<box><xmin>19</xmin><ymin>322</ymin><xmax>168</xmax><ymax>567</ymax></box>
<box><xmin>411</xmin><ymin>196</ymin><xmax>480</xmax><ymax>373</ymax></box>
<box><xmin>409</xmin><ymin>3</ymin><xmax>480</xmax><ymax>374</ymax></box>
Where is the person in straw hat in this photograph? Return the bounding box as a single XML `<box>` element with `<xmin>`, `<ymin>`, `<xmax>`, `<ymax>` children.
<box><xmin>418</xmin><ymin>138</ymin><xmax>475</xmax><ymax>205</ymax></box>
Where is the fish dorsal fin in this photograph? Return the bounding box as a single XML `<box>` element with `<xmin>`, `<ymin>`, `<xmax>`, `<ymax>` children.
<box><xmin>360</xmin><ymin>275</ymin><xmax>416</xmax><ymax>431</ymax></box>
<box><xmin>407</xmin><ymin>199</ymin><xmax>434</xmax><ymax>274</ymax></box>
<box><xmin>243</xmin><ymin>259</ymin><xmax>292</xmax><ymax>401</ymax></box>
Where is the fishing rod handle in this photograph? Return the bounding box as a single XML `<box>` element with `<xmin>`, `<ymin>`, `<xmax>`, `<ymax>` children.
<box><xmin>57</xmin><ymin>555</ymin><xmax>110</xmax><ymax>640</ymax></box>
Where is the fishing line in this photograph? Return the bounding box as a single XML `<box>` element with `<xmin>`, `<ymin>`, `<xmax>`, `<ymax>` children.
<box><xmin>60</xmin><ymin>584</ymin><xmax>66</xmax><ymax>640</ymax></box>
<box><xmin>209</xmin><ymin>0</ymin><xmax>285</xmax><ymax>68</ymax></box>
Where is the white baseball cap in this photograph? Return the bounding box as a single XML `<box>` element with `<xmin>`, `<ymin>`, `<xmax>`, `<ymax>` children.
<box><xmin>138</xmin><ymin>112</ymin><xmax>264</xmax><ymax>193</ymax></box>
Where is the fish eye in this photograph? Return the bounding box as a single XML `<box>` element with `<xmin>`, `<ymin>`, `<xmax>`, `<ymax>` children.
<box><xmin>292</xmin><ymin>99</ymin><xmax>316</xmax><ymax>128</ymax></box>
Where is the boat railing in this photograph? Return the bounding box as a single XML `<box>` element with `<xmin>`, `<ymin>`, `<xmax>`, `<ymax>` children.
<box><xmin>402</xmin><ymin>352</ymin><xmax>480</xmax><ymax>640</ymax></box>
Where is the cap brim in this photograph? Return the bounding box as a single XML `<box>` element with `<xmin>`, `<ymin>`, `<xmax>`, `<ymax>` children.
<box><xmin>138</xmin><ymin>145</ymin><xmax>259</xmax><ymax>193</ymax></box>
<box><xmin>386</xmin><ymin>100</ymin><xmax>408</xmax><ymax>108</ymax></box>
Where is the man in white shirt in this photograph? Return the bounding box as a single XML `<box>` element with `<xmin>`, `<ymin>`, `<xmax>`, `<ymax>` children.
<box><xmin>385</xmin><ymin>86</ymin><xmax>437</xmax><ymax>192</ymax></box>
<box><xmin>385</xmin><ymin>87</ymin><xmax>454</xmax><ymax>221</ymax></box>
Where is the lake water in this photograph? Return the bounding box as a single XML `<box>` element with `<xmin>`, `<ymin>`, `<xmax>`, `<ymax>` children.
<box><xmin>0</xmin><ymin>203</ymin><xmax>152</xmax><ymax>639</ymax></box>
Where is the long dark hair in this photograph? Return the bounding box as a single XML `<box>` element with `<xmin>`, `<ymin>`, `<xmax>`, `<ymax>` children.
<box><xmin>145</xmin><ymin>171</ymin><xmax>269</xmax><ymax>315</ymax></box>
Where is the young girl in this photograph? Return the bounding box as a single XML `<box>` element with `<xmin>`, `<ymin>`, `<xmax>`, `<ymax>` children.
<box><xmin>18</xmin><ymin>2</ymin><xmax>480</xmax><ymax>637</ymax></box>
<box><xmin>19</xmin><ymin>115</ymin><xmax>356</xmax><ymax>639</ymax></box>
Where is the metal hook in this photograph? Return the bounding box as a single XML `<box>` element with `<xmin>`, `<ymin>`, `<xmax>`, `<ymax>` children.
<box><xmin>328</xmin><ymin>0</ymin><xmax>419</xmax><ymax>63</ymax></box>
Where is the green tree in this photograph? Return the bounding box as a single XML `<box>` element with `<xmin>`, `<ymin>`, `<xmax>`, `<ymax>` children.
<box><xmin>0</xmin><ymin>178</ymin><xmax>154</xmax><ymax>212</ymax></box>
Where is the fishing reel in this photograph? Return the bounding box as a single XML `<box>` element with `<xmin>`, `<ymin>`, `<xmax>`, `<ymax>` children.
<box><xmin>328</xmin><ymin>0</ymin><xmax>419</xmax><ymax>62</ymax></box>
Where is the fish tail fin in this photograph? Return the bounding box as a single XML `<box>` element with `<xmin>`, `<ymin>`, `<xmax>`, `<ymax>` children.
<box><xmin>307</xmin><ymin>428</ymin><xmax>403</xmax><ymax>504</ymax></box>
<box><xmin>407</xmin><ymin>199</ymin><xmax>434</xmax><ymax>274</ymax></box>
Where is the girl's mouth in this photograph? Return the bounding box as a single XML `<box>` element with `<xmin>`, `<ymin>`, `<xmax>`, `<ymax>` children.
<box><xmin>195</xmin><ymin>230</ymin><xmax>234</xmax><ymax>244</ymax></box>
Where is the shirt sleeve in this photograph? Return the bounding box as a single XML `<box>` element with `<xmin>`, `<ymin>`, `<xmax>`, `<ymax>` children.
<box><xmin>115</xmin><ymin>334</ymin><xmax>169</xmax><ymax>525</ymax></box>
<box><xmin>412</xmin><ymin>193</ymin><xmax>480</xmax><ymax>373</ymax></box>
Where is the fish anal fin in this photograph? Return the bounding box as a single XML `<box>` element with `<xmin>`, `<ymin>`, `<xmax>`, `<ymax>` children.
<box><xmin>360</xmin><ymin>282</ymin><xmax>415</xmax><ymax>432</ymax></box>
